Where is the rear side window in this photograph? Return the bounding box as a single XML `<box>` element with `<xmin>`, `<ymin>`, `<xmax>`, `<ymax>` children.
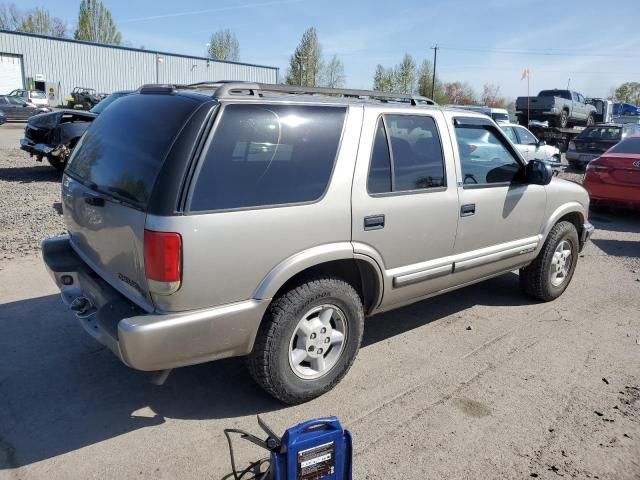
<box><xmin>189</xmin><ymin>104</ymin><xmax>346</xmax><ymax>212</ymax></box>
<box><xmin>367</xmin><ymin>114</ymin><xmax>446</xmax><ymax>194</ymax></box>
<box><xmin>67</xmin><ymin>93</ymin><xmax>200</xmax><ymax>207</ymax></box>
<box><xmin>609</xmin><ymin>137</ymin><xmax>640</xmax><ymax>154</ymax></box>
<box><xmin>578</xmin><ymin>127</ymin><xmax>621</xmax><ymax>140</ymax></box>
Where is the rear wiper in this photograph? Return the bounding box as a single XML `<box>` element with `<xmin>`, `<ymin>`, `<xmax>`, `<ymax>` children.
<box><xmin>104</xmin><ymin>186</ymin><xmax>141</xmax><ymax>204</ymax></box>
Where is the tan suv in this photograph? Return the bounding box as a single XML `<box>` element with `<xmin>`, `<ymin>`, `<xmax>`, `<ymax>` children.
<box><xmin>43</xmin><ymin>82</ymin><xmax>594</xmax><ymax>404</ymax></box>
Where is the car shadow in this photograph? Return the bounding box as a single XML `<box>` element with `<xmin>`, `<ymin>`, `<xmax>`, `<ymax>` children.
<box><xmin>0</xmin><ymin>272</ymin><xmax>534</xmax><ymax>469</ymax></box>
<box><xmin>0</xmin><ymin>165</ymin><xmax>61</xmax><ymax>183</ymax></box>
<box><xmin>590</xmin><ymin>239</ymin><xmax>640</xmax><ymax>258</ymax></box>
<box><xmin>590</xmin><ymin>209</ymin><xmax>640</xmax><ymax>234</ymax></box>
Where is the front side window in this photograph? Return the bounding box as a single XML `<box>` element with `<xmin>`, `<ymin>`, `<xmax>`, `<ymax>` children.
<box><xmin>190</xmin><ymin>104</ymin><xmax>346</xmax><ymax>212</ymax></box>
<box><xmin>367</xmin><ymin>114</ymin><xmax>446</xmax><ymax>194</ymax></box>
<box><xmin>515</xmin><ymin>127</ymin><xmax>538</xmax><ymax>145</ymax></box>
<box><xmin>455</xmin><ymin>123</ymin><xmax>522</xmax><ymax>186</ymax></box>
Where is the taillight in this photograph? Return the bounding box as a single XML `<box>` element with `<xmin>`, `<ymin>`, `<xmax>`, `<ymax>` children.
<box><xmin>144</xmin><ymin>230</ymin><xmax>182</xmax><ymax>295</ymax></box>
<box><xmin>568</xmin><ymin>141</ymin><xmax>575</xmax><ymax>150</ymax></box>
<box><xmin>27</xmin><ymin>98</ymin><xmax>33</xmax><ymax>103</ymax></box>
<box><xmin>586</xmin><ymin>159</ymin><xmax>611</xmax><ymax>173</ymax></box>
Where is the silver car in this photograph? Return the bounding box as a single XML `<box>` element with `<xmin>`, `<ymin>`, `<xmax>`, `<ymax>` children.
<box><xmin>43</xmin><ymin>83</ymin><xmax>594</xmax><ymax>404</ymax></box>
<box><xmin>500</xmin><ymin>122</ymin><xmax>562</xmax><ymax>167</ymax></box>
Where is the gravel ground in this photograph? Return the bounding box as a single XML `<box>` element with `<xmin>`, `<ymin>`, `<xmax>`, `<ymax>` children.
<box><xmin>0</xmin><ymin>124</ymin><xmax>65</xmax><ymax>260</ymax></box>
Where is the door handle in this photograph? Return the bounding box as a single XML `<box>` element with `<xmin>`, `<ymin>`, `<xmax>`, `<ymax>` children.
<box><xmin>460</xmin><ymin>203</ymin><xmax>475</xmax><ymax>217</ymax></box>
<box><xmin>364</xmin><ymin>214</ymin><xmax>385</xmax><ymax>230</ymax></box>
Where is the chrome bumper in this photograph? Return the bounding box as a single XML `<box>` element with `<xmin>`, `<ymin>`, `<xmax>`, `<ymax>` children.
<box><xmin>580</xmin><ymin>222</ymin><xmax>595</xmax><ymax>250</ymax></box>
<box><xmin>42</xmin><ymin>236</ymin><xmax>269</xmax><ymax>371</ymax></box>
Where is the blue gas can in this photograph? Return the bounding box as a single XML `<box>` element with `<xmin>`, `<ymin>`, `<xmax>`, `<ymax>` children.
<box><xmin>270</xmin><ymin>417</ymin><xmax>352</xmax><ymax>480</ymax></box>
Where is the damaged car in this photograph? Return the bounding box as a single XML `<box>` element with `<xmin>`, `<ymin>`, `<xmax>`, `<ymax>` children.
<box><xmin>20</xmin><ymin>90</ymin><xmax>132</xmax><ymax>171</ymax></box>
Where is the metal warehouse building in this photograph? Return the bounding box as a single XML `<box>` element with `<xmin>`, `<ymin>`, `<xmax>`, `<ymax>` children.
<box><xmin>0</xmin><ymin>29</ymin><xmax>278</xmax><ymax>106</ymax></box>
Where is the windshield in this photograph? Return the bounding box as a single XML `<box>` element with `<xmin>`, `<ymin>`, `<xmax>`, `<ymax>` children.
<box><xmin>492</xmin><ymin>113</ymin><xmax>509</xmax><ymax>122</ymax></box>
<box><xmin>90</xmin><ymin>92</ymin><xmax>128</xmax><ymax>114</ymax></box>
<box><xmin>609</xmin><ymin>137</ymin><xmax>640</xmax><ymax>154</ymax></box>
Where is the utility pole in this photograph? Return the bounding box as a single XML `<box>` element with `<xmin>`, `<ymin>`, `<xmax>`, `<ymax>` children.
<box><xmin>431</xmin><ymin>44</ymin><xmax>439</xmax><ymax>99</ymax></box>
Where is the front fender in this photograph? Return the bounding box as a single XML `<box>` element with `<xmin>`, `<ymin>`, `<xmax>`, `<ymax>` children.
<box><xmin>538</xmin><ymin>201</ymin><xmax>585</xmax><ymax>250</ymax></box>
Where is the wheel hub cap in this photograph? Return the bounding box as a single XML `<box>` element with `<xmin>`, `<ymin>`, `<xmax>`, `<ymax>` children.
<box><xmin>550</xmin><ymin>240</ymin><xmax>573</xmax><ymax>287</ymax></box>
<box><xmin>288</xmin><ymin>304</ymin><xmax>347</xmax><ymax>380</ymax></box>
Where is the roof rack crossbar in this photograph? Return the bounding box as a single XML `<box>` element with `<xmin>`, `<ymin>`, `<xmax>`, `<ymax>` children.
<box><xmin>185</xmin><ymin>81</ymin><xmax>436</xmax><ymax>105</ymax></box>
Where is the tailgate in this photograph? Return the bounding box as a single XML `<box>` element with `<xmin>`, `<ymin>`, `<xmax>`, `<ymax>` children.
<box><xmin>61</xmin><ymin>92</ymin><xmax>204</xmax><ymax>311</ymax></box>
<box><xmin>62</xmin><ymin>174</ymin><xmax>152</xmax><ymax>310</ymax></box>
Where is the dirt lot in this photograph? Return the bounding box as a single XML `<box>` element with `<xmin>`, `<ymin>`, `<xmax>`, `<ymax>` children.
<box><xmin>0</xmin><ymin>124</ymin><xmax>638</xmax><ymax>479</ymax></box>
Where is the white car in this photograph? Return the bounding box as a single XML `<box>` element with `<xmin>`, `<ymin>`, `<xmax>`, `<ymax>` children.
<box><xmin>8</xmin><ymin>89</ymin><xmax>49</xmax><ymax>107</ymax></box>
<box><xmin>500</xmin><ymin>123</ymin><xmax>561</xmax><ymax>167</ymax></box>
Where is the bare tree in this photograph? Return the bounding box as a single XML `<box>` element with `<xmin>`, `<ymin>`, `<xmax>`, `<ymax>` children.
<box><xmin>322</xmin><ymin>55</ymin><xmax>345</xmax><ymax>88</ymax></box>
<box><xmin>207</xmin><ymin>29</ymin><xmax>240</xmax><ymax>62</ymax></box>
<box><xmin>0</xmin><ymin>3</ymin><xmax>21</xmax><ymax>30</ymax></box>
<box><xmin>481</xmin><ymin>83</ymin><xmax>506</xmax><ymax>107</ymax></box>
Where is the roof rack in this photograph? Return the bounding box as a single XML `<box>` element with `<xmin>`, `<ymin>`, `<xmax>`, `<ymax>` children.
<box><xmin>186</xmin><ymin>81</ymin><xmax>437</xmax><ymax>106</ymax></box>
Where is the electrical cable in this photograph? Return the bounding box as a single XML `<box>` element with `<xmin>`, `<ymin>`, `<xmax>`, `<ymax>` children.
<box><xmin>223</xmin><ymin>428</ymin><xmax>271</xmax><ymax>480</ymax></box>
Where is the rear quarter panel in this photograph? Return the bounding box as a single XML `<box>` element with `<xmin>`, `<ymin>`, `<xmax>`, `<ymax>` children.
<box><xmin>146</xmin><ymin>104</ymin><xmax>364</xmax><ymax>312</ymax></box>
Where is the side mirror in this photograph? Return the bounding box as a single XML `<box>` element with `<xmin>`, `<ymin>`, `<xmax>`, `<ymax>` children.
<box><xmin>538</xmin><ymin>140</ymin><xmax>546</xmax><ymax>147</ymax></box>
<box><xmin>525</xmin><ymin>160</ymin><xmax>553</xmax><ymax>185</ymax></box>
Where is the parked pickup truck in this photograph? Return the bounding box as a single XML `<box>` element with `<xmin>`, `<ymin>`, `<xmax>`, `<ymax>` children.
<box><xmin>516</xmin><ymin>90</ymin><xmax>597</xmax><ymax>128</ymax></box>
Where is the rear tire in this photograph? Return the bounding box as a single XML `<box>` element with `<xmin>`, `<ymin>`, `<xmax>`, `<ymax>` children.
<box><xmin>247</xmin><ymin>277</ymin><xmax>364</xmax><ymax>404</ymax></box>
<box><xmin>520</xmin><ymin>221</ymin><xmax>579</xmax><ymax>302</ymax></box>
<box><xmin>586</xmin><ymin>114</ymin><xmax>595</xmax><ymax>126</ymax></box>
<box><xmin>559</xmin><ymin>110</ymin><xmax>569</xmax><ymax>128</ymax></box>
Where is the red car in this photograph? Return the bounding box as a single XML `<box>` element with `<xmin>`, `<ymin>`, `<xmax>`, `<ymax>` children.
<box><xmin>584</xmin><ymin>135</ymin><xmax>640</xmax><ymax>210</ymax></box>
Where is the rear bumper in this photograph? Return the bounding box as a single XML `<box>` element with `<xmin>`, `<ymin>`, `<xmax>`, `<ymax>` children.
<box><xmin>42</xmin><ymin>235</ymin><xmax>269</xmax><ymax>371</ymax></box>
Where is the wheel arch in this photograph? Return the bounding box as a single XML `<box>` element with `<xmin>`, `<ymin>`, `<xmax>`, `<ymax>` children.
<box><xmin>540</xmin><ymin>203</ymin><xmax>586</xmax><ymax>249</ymax></box>
<box><xmin>253</xmin><ymin>243</ymin><xmax>384</xmax><ymax>315</ymax></box>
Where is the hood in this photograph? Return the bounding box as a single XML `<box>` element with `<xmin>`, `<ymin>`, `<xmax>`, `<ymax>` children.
<box><xmin>27</xmin><ymin>109</ymin><xmax>97</xmax><ymax>128</ymax></box>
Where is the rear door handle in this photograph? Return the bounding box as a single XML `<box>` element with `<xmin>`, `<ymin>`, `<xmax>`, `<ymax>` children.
<box><xmin>364</xmin><ymin>214</ymin><xmax>385</xmax><ymax>230</ymax></box>
<box><xmin>460</xmin><ymin>203</ymin><xmax>475</xmax><ymax>217</ymax></box>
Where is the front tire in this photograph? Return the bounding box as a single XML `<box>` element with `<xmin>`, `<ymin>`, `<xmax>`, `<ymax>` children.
<box><xmin>247</xmin><ymin>277</ymin><xmax>364</xmax><ymax>404</ymax></box>
<box><xmin>520</xmin><ymin>221</ymin><xmax>579</xmax><ymax>302</ymax></box>
<box><xmin>586</xmin><ymin>114</ymin><xmax>595</xmax><ymax>126</ymax></box>
<box><xmin>559</xmin><ymin>110</ymin><xmax>569</xmax><ymax>128</ymax></box>
<box><xmin>46</xmin><ymin>155</ymin><xmax>67</xmax><ymax>172</ymax></box>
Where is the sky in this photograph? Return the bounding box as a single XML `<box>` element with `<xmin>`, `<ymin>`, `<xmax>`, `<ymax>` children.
<box><xmin>18</xmin><ymin>0</ymin><xmax>640</xmax><ymax>100</ymax></box>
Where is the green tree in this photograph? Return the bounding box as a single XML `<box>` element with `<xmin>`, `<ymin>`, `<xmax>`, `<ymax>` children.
<box><xmin>613</xmin><ymin>82</ymin><xmax>640</xmax><ymax>104</ymax></box>
<box><xmin>286</xmin><ymin>27</ymin><xmax>323</xmax><ymax>87</ymax></box>
<box><xmin>322</xmin><ymin>54</ymin><xmax>345</xmax><ymax>88</ymax></box>
<box><xmin>373</xmin><ymin>64</ymin><xmax>395</xmax><ymax>92</ymax></box>
<box><xmin>74</xmin><ymin>0</ymin><xmax>122</xmax><ymax>45</ymax></box>
<box><xmin>19</xmin><ymin>8</ymin><xmax>66</xmax><ymax>37</ymax></box>
<box><xmin>395</xmin><ymin>53</ymin><xmax>416</xmax><ymax>94</ymax></box>
<box><xmin>207</xmin><ymin>29</ymin><xmax>240</xmax><ymax>61</ymax></box>
<box><xmin>416</xmin><ymin>59</ymin><xmax>447</xmax><ymax>102</ymax></box>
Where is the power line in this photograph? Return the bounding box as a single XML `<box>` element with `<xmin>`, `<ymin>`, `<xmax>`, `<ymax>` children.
<box><xmin>438</xmin><ymin>45</ymin><xmax>638</xmax><ymax>58</ymax></box>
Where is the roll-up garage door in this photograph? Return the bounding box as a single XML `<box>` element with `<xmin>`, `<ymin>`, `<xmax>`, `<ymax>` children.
<box><xmin>0</xmin><ymin>53</ymin><xmax>24</xmax><ymax>94</ymax></box>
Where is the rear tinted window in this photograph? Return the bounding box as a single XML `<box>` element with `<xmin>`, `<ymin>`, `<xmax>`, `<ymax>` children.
<box><xmin>577</xmin><ymin>127</ymin><xmax>621</xmax><ymax>141</ymax></box>
<box><xmin>189</xmin><ymin>104</ymin><xmax>346</xmax><ymax>212</ymax></box>
<box><xmin>67</xmin><ymin>94</ymin><xmax>199</xmax><ymax>207</ymax></box>
<box><xmin>30</xmin><ymin>91</ymin><xmax>46</xmax><ymax>98</ymax></box>
<box><xmin>539</xmin><ymin>90</ymin><xmax>571</xmax><ymax>100</ymax></box>
<box><xmin>609</xmin><ymin>137</ymin><xmax>640</xmax><ymax>154</ymax></box>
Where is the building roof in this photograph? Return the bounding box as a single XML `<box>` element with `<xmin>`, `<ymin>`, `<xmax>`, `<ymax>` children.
<box><xmin>0</xmin><ymin>29</ymin><xmax>278</xmax><ymax>72</ymax></box>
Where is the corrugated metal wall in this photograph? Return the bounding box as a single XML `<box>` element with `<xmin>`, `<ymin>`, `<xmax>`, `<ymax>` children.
<box><xmin>0</xmin><ymin>30</ymin><xmax>278</xmax><ymax>105</ymax></box>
